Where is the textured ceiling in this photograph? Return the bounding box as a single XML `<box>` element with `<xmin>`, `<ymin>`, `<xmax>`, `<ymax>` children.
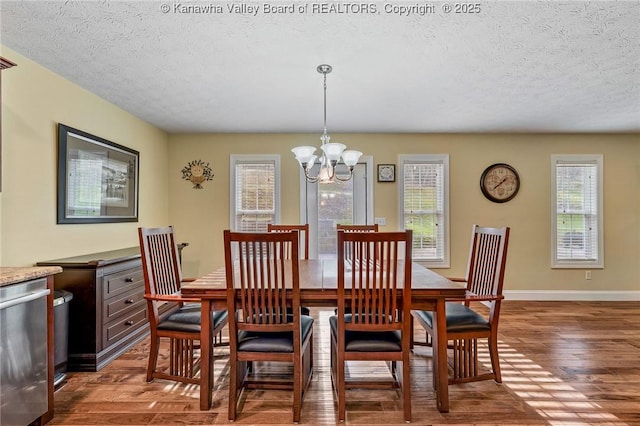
<box><xmin>1</xmin><ymin>1</ymin><xmax>639</xmax><ymax>134</ymax></box>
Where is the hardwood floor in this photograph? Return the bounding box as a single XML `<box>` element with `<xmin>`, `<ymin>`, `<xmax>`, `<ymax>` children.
<box><xmin>50</xmin><ymin>302</ymin><xmax>640</xmax><ymax>425</ymax></box>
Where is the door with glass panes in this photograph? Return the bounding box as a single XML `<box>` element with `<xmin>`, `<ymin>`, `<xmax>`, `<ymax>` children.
<box><xmin>300</xmin><ymin>160</ymin><xmax>373</xmax><ymax>258</ymax></box>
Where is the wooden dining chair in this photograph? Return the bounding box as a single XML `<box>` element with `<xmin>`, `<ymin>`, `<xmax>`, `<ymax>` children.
<box><xmin>223</xmin><ymin>230</ymin><xmax>314</xmax><ymax>423</ymax></box>
<box><xmin>412</xmin><ymin>224</ymin><xmax>510</xmax><ymax>384</ymax></box>
<box><xmin>267</xmin><ymin>224</ymin><xmax>311</xmax><ymax>316</ymax></box>
<box><xmin>331</xmin><ymin>229</ymin><xmax>413</xmax><ymax>422</ymax></box>
<box><xmin>267</xmin><ymin>223</ymin><xmax>309</xmax><ymax>260</ymax></box>
<box><xmin>138</xmin><ymin>226</ymin><xmax>228</xmax><ymax>384</ymax></box>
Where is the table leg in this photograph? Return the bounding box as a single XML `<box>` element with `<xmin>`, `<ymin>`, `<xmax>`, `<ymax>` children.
<box><xmin>199</xmin><ymin>299</ymin><xmax>213</xmax><ymax>410</ymax></box>
<box><xmin>434</xmin><ymin>298</ymin><xmax>450</xmax><ymax>412</ymax></box>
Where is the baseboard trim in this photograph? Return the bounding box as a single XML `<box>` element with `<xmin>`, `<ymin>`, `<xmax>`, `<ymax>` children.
<box><xmin>504</xmin><ymin>290</ymin><xmax>640</xmax><ymax>301</ymax></box>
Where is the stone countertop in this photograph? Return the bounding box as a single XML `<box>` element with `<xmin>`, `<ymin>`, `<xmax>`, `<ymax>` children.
<box><xmin>0</xmin><ymin>266</ymin><xmax>63</xmax><ymax>287</ymax></box>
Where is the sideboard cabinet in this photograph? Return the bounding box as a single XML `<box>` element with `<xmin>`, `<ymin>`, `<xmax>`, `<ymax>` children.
<box><xmin>37</xmin><ymin>247</ymin><xmax>149</xmax><ymax>371</ymax></box>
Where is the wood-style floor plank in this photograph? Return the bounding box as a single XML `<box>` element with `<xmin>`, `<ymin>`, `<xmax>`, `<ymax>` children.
<box><xmin>50</xmin><ymin>302</ymin><xmax>640</xmax><ymax>425</ymax></box>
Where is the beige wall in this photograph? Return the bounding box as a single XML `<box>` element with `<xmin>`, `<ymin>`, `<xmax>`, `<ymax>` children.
<box><xmin>2</xmin><ymin>45</ymin><xmax>638</xmax><ymax>297</ymax></box>
<box><xmin>168</xmin><ymin>133</ymin><xmax>640</xmax><ymax>296</ymax></box>
<box><xmin>1</xmin><ymin>46</ymin><xmax>170</xmax><ymax>266</ymax></box>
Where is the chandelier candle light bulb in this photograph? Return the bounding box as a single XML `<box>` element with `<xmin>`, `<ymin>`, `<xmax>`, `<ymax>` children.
<box><xmin>292</xmin><ymin>64</ymin><xmax>362</xmax><ymax>183</ymax></box>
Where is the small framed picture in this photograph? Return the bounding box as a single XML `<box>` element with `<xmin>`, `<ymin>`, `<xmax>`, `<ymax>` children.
<box><xmin>377</xmin><ymin>164</ymin><xmax>395</xmax><ymax>182</ymax></box>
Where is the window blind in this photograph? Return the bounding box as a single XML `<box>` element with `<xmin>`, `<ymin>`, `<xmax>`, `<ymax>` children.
<box><xmin>235</xmin><ymin>162</ymin><xmax>276</xmax><ymax>232</ymax></box>
<box><xmin>555</xmin><ymin>160</ymin><xmax>599</xmax><ymax>262</ymax></box>
<box><xmin>402</xmin><ymin>160</ymin><xmax>445</xmax><ymax>261</ymax></box>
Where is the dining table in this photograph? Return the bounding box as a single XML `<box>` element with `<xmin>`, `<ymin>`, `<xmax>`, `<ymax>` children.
<box><xmin>180</xmin><ymin>259</ymin><xmax>465</xmax><ymax>413</ymax></box>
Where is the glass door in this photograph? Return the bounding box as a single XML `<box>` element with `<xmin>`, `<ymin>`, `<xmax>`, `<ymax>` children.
<box><xmin>300</xmin><ymin>158</ymin><xmax>373</xmax><ymax>258</ymax></box>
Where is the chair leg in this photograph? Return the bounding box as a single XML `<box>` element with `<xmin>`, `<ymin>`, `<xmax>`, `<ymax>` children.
<box><xmin>337</xmin><ymin>357</ymin><xmax>345</xmax><ymax>422</ymax></box>
<box><xmin>488</xmin><ymin>334</ymin><xmax>502</xmax><ymax>383</ymax></box>
<box><xmin>330</xmin><ymin>331</ymin><xmax>345</xmax><ymax>422</ymax></box>
<box><xmin>330</xmin><ymin>341</ymin><xmax>335</xmax><ymax>392</ymax></box>
<box><xmin>213</xmin><ymin>329</ymin><xmax>229</xmax><ymax>347</ymax></box>
<box><xmin>430</xmin><ymin>332</ymin><xmax>437</xmax><ymax>390</ymax></box>
<box><xmin>293</xmin><ymin>353</ymin><xmax>301</xmax><ymax>423</ymax></box>
<box><xmin>229</xmin><ymin>358</ymin><xmax>249</xmax><ymax>421</ymax></box>
<box><xmin>402</xmin><ymin>354</ymin><xmax>412</xmax><ymax>422</ymax></box>
<box><xmin>303</xmin><ymin>334</ymin><xmax>313</xmax><ymax>392</ymax></box>
<box><xmin>409</xmin><ymin>317</ymin><xmax>414</xmax><ymax>350</ymax></box>
<box><xmin>410</xmin><ymin>313</ymin><xmax>432</xmax><ymax>348</ymax></box>
<box><xmin>310</xmin><ymin>331</ymin><xmax>314</xmax><ymax>376</ymax></box>
<box><xmin>336</xmin><ymin>337</ymin><xmax>346</xmax><ymax>423</ymax></box>
<box><xmin>228</xmin><ymin>358</ymin><xmax>238</xmax><ymax>421</ymax></box>
<box><xmin>147</xmin><ymin>334</ymin><xmax>160</xmax><ymax>382</ymax></box>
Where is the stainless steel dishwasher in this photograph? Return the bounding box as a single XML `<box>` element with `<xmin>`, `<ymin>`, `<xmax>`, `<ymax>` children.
<box><xmin>0</xmin><ymin>278</ymin><xmax>50</xmax><ymax>426</ymax></box>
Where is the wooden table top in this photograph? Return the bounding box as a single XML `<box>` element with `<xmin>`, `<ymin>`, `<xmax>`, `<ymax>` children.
<box><xmin>181</xmin><ymin>259</ymin><xmax>464</xmax><ymax>304</ymax></box>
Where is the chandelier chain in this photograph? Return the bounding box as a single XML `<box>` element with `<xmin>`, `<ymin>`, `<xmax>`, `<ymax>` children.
<box><xmin>322</xmin><ymin>68</ymin><xmax>329</xmax><ymax>140</ymax></box>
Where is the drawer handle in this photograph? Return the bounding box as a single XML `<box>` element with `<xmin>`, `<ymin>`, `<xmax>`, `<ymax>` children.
<box><xmin>124</xmin><ymin>277</ymin><xmax>134</xmax><ymax>283</ymax></box>
<box><xmin>125</xmin><ymin>299</ymin><xmax>135</xmax><ymax>304</ymax></box>
<box><xmin>125</xmin><ymin>320</ymin><xmax>134</xmax><ymax>326</ymax></box>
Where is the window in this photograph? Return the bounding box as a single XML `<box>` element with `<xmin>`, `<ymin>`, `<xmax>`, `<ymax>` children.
<box><xmin>551</xmin><ymin>154</ymin><xmax>603</xmax><ymax>268</ymax></box>
<box><xmin>398</xmin><ymin>154</ymin><xmax>449</xmax><ymax>266</ymax></box>
<box><xmin>230</xmin><ymin>155</ymin><xmax>280</xmax><ymax>232</ymax></box>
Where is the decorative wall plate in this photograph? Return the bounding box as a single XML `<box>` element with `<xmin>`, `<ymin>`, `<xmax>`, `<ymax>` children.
<box><xmin>181</xmin><ymin>160</ymin><xmax>214</xmax><ymax>189</ymax></box>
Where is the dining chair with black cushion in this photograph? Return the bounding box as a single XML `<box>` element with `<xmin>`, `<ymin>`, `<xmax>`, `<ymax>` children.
<box><xmin>223</xmin><ymin>230</ymin><xmax>314</xmax><ymax>423</ymax></box>
<box><xmin>138</xmin><ymin>226</ymin><xmax>228</xmax><ymax>384</ymax></box>
<box><xmin>267</xmin><ymin>223</ymin><xmax>311</xmax><ymax>316</ymax></box>
<box><xmin>412</xmin><ymin>224</ymin><xmax>510</xmax><ymax>385</ymax></box>
<box><xmin>331</xmin><ymin>229</ymin><xmax>413</xmax><ymax>423</ymax></box>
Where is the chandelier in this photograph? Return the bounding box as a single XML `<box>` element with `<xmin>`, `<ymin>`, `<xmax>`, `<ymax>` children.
<box><xmin>292</xmin><ymin>64</ymin><xmax>362</xmax><ymax>183</ymax></box>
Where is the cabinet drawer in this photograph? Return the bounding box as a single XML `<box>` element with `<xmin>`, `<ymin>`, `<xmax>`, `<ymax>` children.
<box><xmin>103</xmin><ymin>267</ymin><xmax>144</xmax><ymax>299</ymax></box>
<box><xmin>103</xmin><ymin>306</ymin><xmax>148</xmax><ymax>348</ymax></box>
<box><xmin>103</xmin><ymin>289</ymin><xmax>146</xmax><ymax>323</ymax></box>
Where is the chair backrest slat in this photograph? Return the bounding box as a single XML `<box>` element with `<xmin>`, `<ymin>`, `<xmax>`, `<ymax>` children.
<box><xmin>338</xmin><ymin>230</ymin><xmax>411</xmax><ymax>330</ymax></box>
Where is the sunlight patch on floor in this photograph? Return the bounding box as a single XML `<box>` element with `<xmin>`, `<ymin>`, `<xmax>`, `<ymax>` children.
<box><xmin>483</xmin><ymin>341</ymin><xmax>629</xmax><ymax>426</ymax></box>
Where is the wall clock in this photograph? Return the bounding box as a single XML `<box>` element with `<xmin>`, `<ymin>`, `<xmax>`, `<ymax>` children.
<box><xmin>480</xmin><ymin>163</ymin><xmax>520</xmax><ymax>203</ymax></box>
<box><xmin>377</xmin><ymin>164</ymin><xmax>395</xmax><ymax>182</ymax></box>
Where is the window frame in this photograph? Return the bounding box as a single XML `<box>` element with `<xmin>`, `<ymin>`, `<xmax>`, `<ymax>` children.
<box><xmin>229</xmin><ymin>154</ymin><xmax>281</xmax><ymax>231</ymax></box>
<box><xmin>397</xmin><ymin>154</ymin><xmax>450</xmax><ymax>267</ymax></box>
<box><xmin>550</xmin><ymin>154</ymin><xmax>604</xmax><ymax>269</ymax></box>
